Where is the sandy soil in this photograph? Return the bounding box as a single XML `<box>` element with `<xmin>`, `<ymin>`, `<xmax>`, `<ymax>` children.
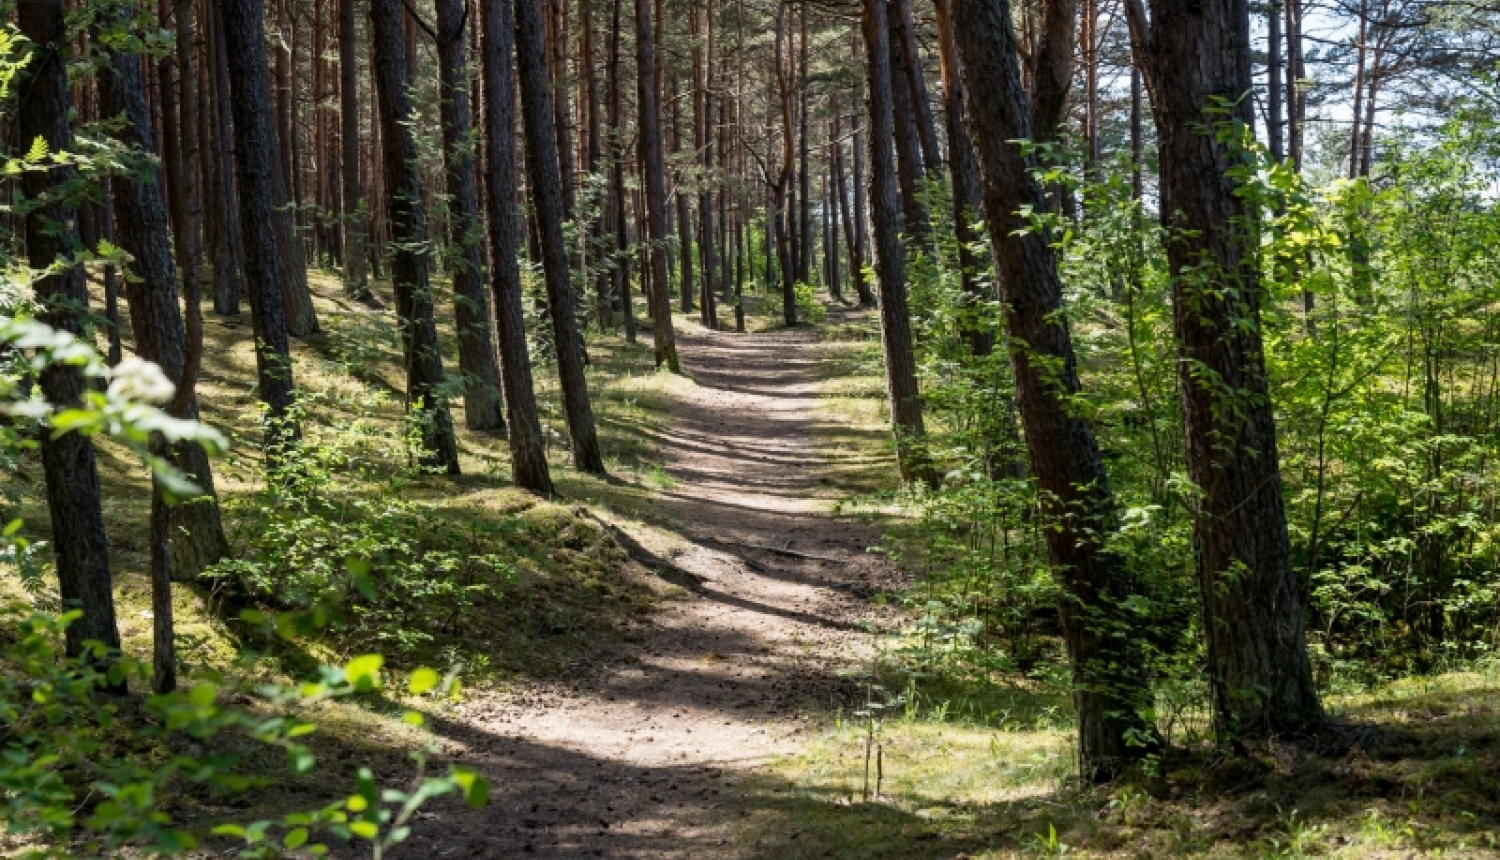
<box><xmin>394</xmin><ymin>319</ymin><xmax>903</xmax><ymax>859</ymax></box>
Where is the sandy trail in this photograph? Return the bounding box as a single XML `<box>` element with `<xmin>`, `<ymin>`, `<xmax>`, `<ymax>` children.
<box><xmin>399</xmin><ymin>320</ymin><xmax>898</xmax><ymax>859</ymax></box>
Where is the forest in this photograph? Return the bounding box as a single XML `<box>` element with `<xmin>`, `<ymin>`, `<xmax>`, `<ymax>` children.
<box><xmin>2</xmin><ymin>0</ymin><xmax>1500</xmax><ymax>853</ymax></box>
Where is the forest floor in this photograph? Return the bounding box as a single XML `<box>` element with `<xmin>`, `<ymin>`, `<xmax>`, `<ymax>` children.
<box><xmin>389</xmin><ymin>309</ymin><xmax>913</xmax><ymax>858</ymax></box>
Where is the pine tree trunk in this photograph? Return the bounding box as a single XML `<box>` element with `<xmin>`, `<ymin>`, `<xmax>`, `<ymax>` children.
<box><xmin>97</xmin><ymin>23</ymin><xmax>229</xmax><ymax>583</ymax></box>
<box><xmin>886</xmin><ymin>0</ymin><xmax>929</xmax><ymax>250</ymax></box>
<box><xmin>848</xmin><ymin>59</ymin><xmax>874</xmax><ymax>307</ymax></box>
<box><xmin>17</xmin><ymin>0</ymin><xmax>125</xmax><ymax>671</ymax></box>
<box><xmin>890</xmin><ymin>0</ymin><xmax>941</xmax><ymax>171</ymax></box>
<box><xmin>205</xmin><ymin>0</ymin><xmax>243</xmax><ymax>316</ymax></box>
<box><xmin>670</xmin><ymin>72</ymin><xmax>696</xmax><ymax>315</ymax></box>
<box><xmin>480</xmin><ymin>0</ymin><xmax>556</xmax><ymax>494</ymax></box>
<box><xmin>339</xmin><ymin>0</ymin><xmax>369</xmax><ymax>293</ymax></box>
<box><xmin>435</xmin><ymin>0</ymin><xmax>505</xmax><ymax>431</ymax></box>
<box><xmin>607</xmin><ymin>0</ymin><xmax>635</xmax><ymax>340</ymax></box>
<box><xmin>861</xmin><ymin>0</ymin><xmax>931</xmax><ymax>486</ymax></box>
<box><xmin>516</xmin><ymin>0</ymin><xmax>607</xmax><ymax>474</ymax></box>
<box><xmin>797</xmin><ymin>7</ymin><xmax>811</xmax><ymax>285</ymax></box>
<box><xmin>635</xmin><ymin>0</ymin><xmax>682</xmax><ymax>370</ymax></box>
<box><xmin>1127</xmin><ymin>0</ymin><xmax>1323</xmax><ymax>741</ymax></box>
<box><xmin>951</xmin><ymin>0</ymin><xmax>1157</xmax><ymax>778</ymax></box>
<box><xmin>222</xmin><ymin>0</ymin><xmax>300</xmax><ymax>447</ymax></box>
<box><xmin>933</xmin><ymin>0</ymin><xmax>992</xmax><ymax>356</ymax></box>
<box><xmin>370</xmin><ymin>0</ymin><xmax>461</xmax><ymax>474</ymax></box>
<box><xmin>695</xmin><ymin>0</ymin><xmax>718</xmax><ymax>328</ymax></box>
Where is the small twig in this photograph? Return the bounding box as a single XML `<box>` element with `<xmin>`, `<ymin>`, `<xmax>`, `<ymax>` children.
<box><xmin>728</xmin><ymin>540</ymin><xmax>846</xmax><ymax>563</ymax></box>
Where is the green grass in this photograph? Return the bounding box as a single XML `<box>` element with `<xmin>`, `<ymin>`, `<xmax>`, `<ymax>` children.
<box><xmin>737</xmin><ymin>665</ymin><xmax>1500</xmax><ymax>859</ymax></box>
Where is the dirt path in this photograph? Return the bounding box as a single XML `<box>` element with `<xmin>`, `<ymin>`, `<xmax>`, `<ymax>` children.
<box><xmin>403</xmin><ymin>321</ymin><xmax>900</xmax><ymax>859</ymax></box>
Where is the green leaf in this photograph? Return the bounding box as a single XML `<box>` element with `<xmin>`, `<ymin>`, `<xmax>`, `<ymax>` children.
<box><xmin>407</xmin><ymin>667</ymin><xmax>439</xmax><ymax>695</ymax></box>
<box><xmin>284</xmin><ymin>827</ymin><xmax>309</xmax><ymax>849</ymax></box>
<box><xmin>189</xmin><ymin>682</ymin><xmax>219</xmax><ymax>708</ymax></box>
<box><xmin>344</xmin><ymin>654</ymin><xmax>384</xmax><ymax>690</ymax></box>
<box><xmin>454</xmin><ymin>769</ymin><xmax>489</xmax><ymax>808</ymax></box>
<box><xmin>349</xmin><ymin>820</ymin><xmax>379</xmax><ymax>840</ymax></box>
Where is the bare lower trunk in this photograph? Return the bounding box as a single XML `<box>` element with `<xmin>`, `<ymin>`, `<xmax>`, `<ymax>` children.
<box><xmin>98</xmin><ymin>25</ymin><xmax>228</xmax><ymax>584</ymax></box>
<box><xmin>635</xmin><ymin>0</ymin><xmax>681</xmax><ymax>370</ymax></box>
<box><xmin>339</xmin><ymin>0</ymin><xmax>369</xmax><ymax>292</ymax></box>
<box><xmin>370</xmin><ymin>0</ymin><xmax>461</xmax><ymax>474</ymax></box>
<box><xmin>436</xmin><ymin>0</ymin><xmax>505</xmax><ymax>431</ymax></box>
<box><xmin>952</xmin><ymin>0</ymin><xmax>1156</xmax><ymax>778</ymax></box>
<box><xmin>516</xmin><ymin>0</ymin><xmax>606</xmax><ymax>474</ymax></box>
<box><xmin>861</xmin><ymin>0</ymin><xmax>931</xmax><ymax>486</ymax></box>
<box><xmin>223</xmin><ymin>0</ymin><xmax>301</xmax><ymax>447</ymax></box>
<box><xmin>480</xmin><ymin>0</ymin><xmax>556</xmax><ymax>494</ymax></box>
<box><xmin>17</xmin><ymin>0</ymin><xmax>125</xmax><ymax>672</ymax></box>
<box><xmin>1127</xmin><ymin>0</ymin><xmax>1322</xmax><ymax>741</ymax></box>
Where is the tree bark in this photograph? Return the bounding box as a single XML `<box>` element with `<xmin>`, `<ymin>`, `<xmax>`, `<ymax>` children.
<box><xmin>886</xmin><ymin>0</ymin><xmax>930</xmax><ymax>251</ymax></box>
<box><xmin>862</xmin><ymin>0</ymin><xmax>931</xmax><ymax>486</ymax></box>
<box><xmin>16</xmin><ymin>0</ymin><xmax>125</xmax><ymax>671</ymax></box>
<box><xmin>1126</xmin><ymin>0</ymin><xmax>1323</xmax><ymax>741</ymax></box>
<box><xmin>1028</xmin><ymin>0</ymin><xmax>1079</xmax><ymax>138</ymax></box>
<box><xmin>934</xmin><ymin>0</ymin><xmax>992</xmax><ymax>357</ymax></box>
<box><xmin>516</xmin><ymin>0</ymin><xmax>607</xmax><ymax>474</ymax></box>
<box><xmin>370</xmin><ymin>0</ymin><xmax>462</xmax><ymax>474</ymax></box>
<box><xmin>340</xmin><ymin>0</ymin><xmax>369</xmax><ymax>292</ymax></box>
<box><xmin>696</xmin><ymin>0</ymin><xmax>718</xmax><ymax>328</ymax></box>
<box><xmin>670</xmin><ymin>71</ymin><xmax>696</xmax><ymax>315</ymax></box>
<box><xmin>635</xmin><ymin>0</ymin><xmax>682</xmax><ymax>370</ymax></box>
<box><xmin>607</xmin><ymin>0</ymin><xmax>636</xmax><ymax>340</ymax></box>
<box><xmin>223</xmin><ymin>0</ymin><xmax>300</xmax><ymax>448</ymax></box>
<box><xmin>890</xmin><ymin>0</ymin><xmax>941</xmax><ymax>171</ymax></box>
<box><xmin>480</xmin><ymin>0</ymin><xmax>556</xmax><ymax>494</ymax></box>
<box><xmin>436</xmin><ymin>0</ymin><xmax>506</xmax><ymax>432</ymax></box>
<box><xmin>205</xmin><ymin>0</ymin><xmax>242</xmax><ymax>316</ymax></box>
<box><xmin>98</xmin><ymin>20</ymin><xmax>229</xmax><ymax>584</ymax></box>
<box><xmin>952</xmin><ymin>0</ymin><xmax>1158</xmax><ymax>778</ymax></box>
<box><xmin>849</xmin><ymin>58</ymin><xmax>874</xmax><ymax>307</ymax></box>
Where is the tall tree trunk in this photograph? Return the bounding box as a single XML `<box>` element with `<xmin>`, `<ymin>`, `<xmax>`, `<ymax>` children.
<box><xmin>670</xmin><ymin>72</ymin><xmax>696</xmax><ymax>315</ymax></box>
<box><xmin>1267</xmin><ymin>0</ymin><xmax>1283</xmax><ymax>161</ymax></box>
<box><xmin>886</xmin><ymin>0</ymin><xmax>930</xmax><ymax>250</ymax></box>
<box><xmin>607</xmin><ymin>0</ymin><xmax>635</xmax><ymax>339</ymax></box>
<box><xmin>862</xmin><ymin>0</ymin><xmax>931</xmax><ymax>486</ymax></box>
<box><xmin>1126</xmin><ymin>0</ymin><xmax>1323</xmax><ymax>741</ymax></box>
<box><xmin>849</xmin><ymin>55</ymin><xmax>874</xmax><ymax>307</ymax></box>
<box><xmin>1029</xmin><ymin>0</ymin><xmax>1079</xmax><ymax>138</ymax></box>
<box><xmin>480</xmin><ymin>0</ymin><xmax>555</xmax><ymax>494</ymax></box>
<box><xmin>1347</xmin><ymin>0</ymin><xmax>1368</xmax><ymax>181</ymax></box>
<box><xmin>16</xmin><ymin>0</ymin><xmax>125</xmax><ymax>672</ymax></box>
<box><xmin>797</xmin><ymin>6</ymin><xmax>812</xmax><ymax>285</ymax></box>
<box><xmin>952</xmin><ymin>0</ymin><xmax>1157</xmax><ymax>778</ymax></box>
<box><xmin>696</xmin><ymin>0</ymin><xmax>718</xmax><ymax>328</ymax></box>
<box><xmin>98</xmin><ymin>17</ymin><xmax>229</xmax><ymax>585</ymax></box>
<box><xmin>584</xmin><ymin>0</ymin><xmax>611</xmax><ymax>328</ymax></box>
<box><xmin>516</xmin><ymin>0</ymin><xmax>608</xmax><ymax>473</ymax></box>
<box><xmin>370</xmin><ymin>0</ymin><xmax>461</xmax><ymax>474</ymax></box>
<box><xmin>205</xmin><ymin>0</ymin><xmax>242</xmax><ymax>315</ymax></box>
<box><xmin>548</xmin><ymin>0</ymin><xmax>578</xmax><ymax>221</ymax></box>
<box><xmin>1285</xmin><ymin>0</ymin><xmax>1303</xmax><ymax>171</ymax></box>
<box><xmin>436</xmin><ymin>0</ymin><xmax>506</xmax><ymax>431</ymax></box>
<box><xmin>635</xmin><ymin>0</ymin><xmax>682</xmax><ymax>369</ymax></box>
<box><xmin>890</xmin><ymin>0</ymin><xmax>941</xmax><ymax>170</ymax></box>
<box><xmin>934</xmin><ymin>0</ymin><xmax>992</xmax><ymax>356</ymax></box>
<box><xmin>773</xmin><ymin>3</ymin><xmax>797</xmax><ymax>324</ymax></box>
<box><xmin>171</xmin><ymin>0</ymin><xmax>232</xmax><ymax>579</ymax></box>
<box><xmin>224</xmin><ymin>0</ymin><xmax>301</xmax><ymax>450</ymax></box>
<box><xmin>340</xmin><ymin>0</ymin><xmax>369</xmax><ymax>292</ymax></box>
<box><xmin>269</xmin><ymin>2</ymin><xmax>319</xmax><ymax>337</ymax></box>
